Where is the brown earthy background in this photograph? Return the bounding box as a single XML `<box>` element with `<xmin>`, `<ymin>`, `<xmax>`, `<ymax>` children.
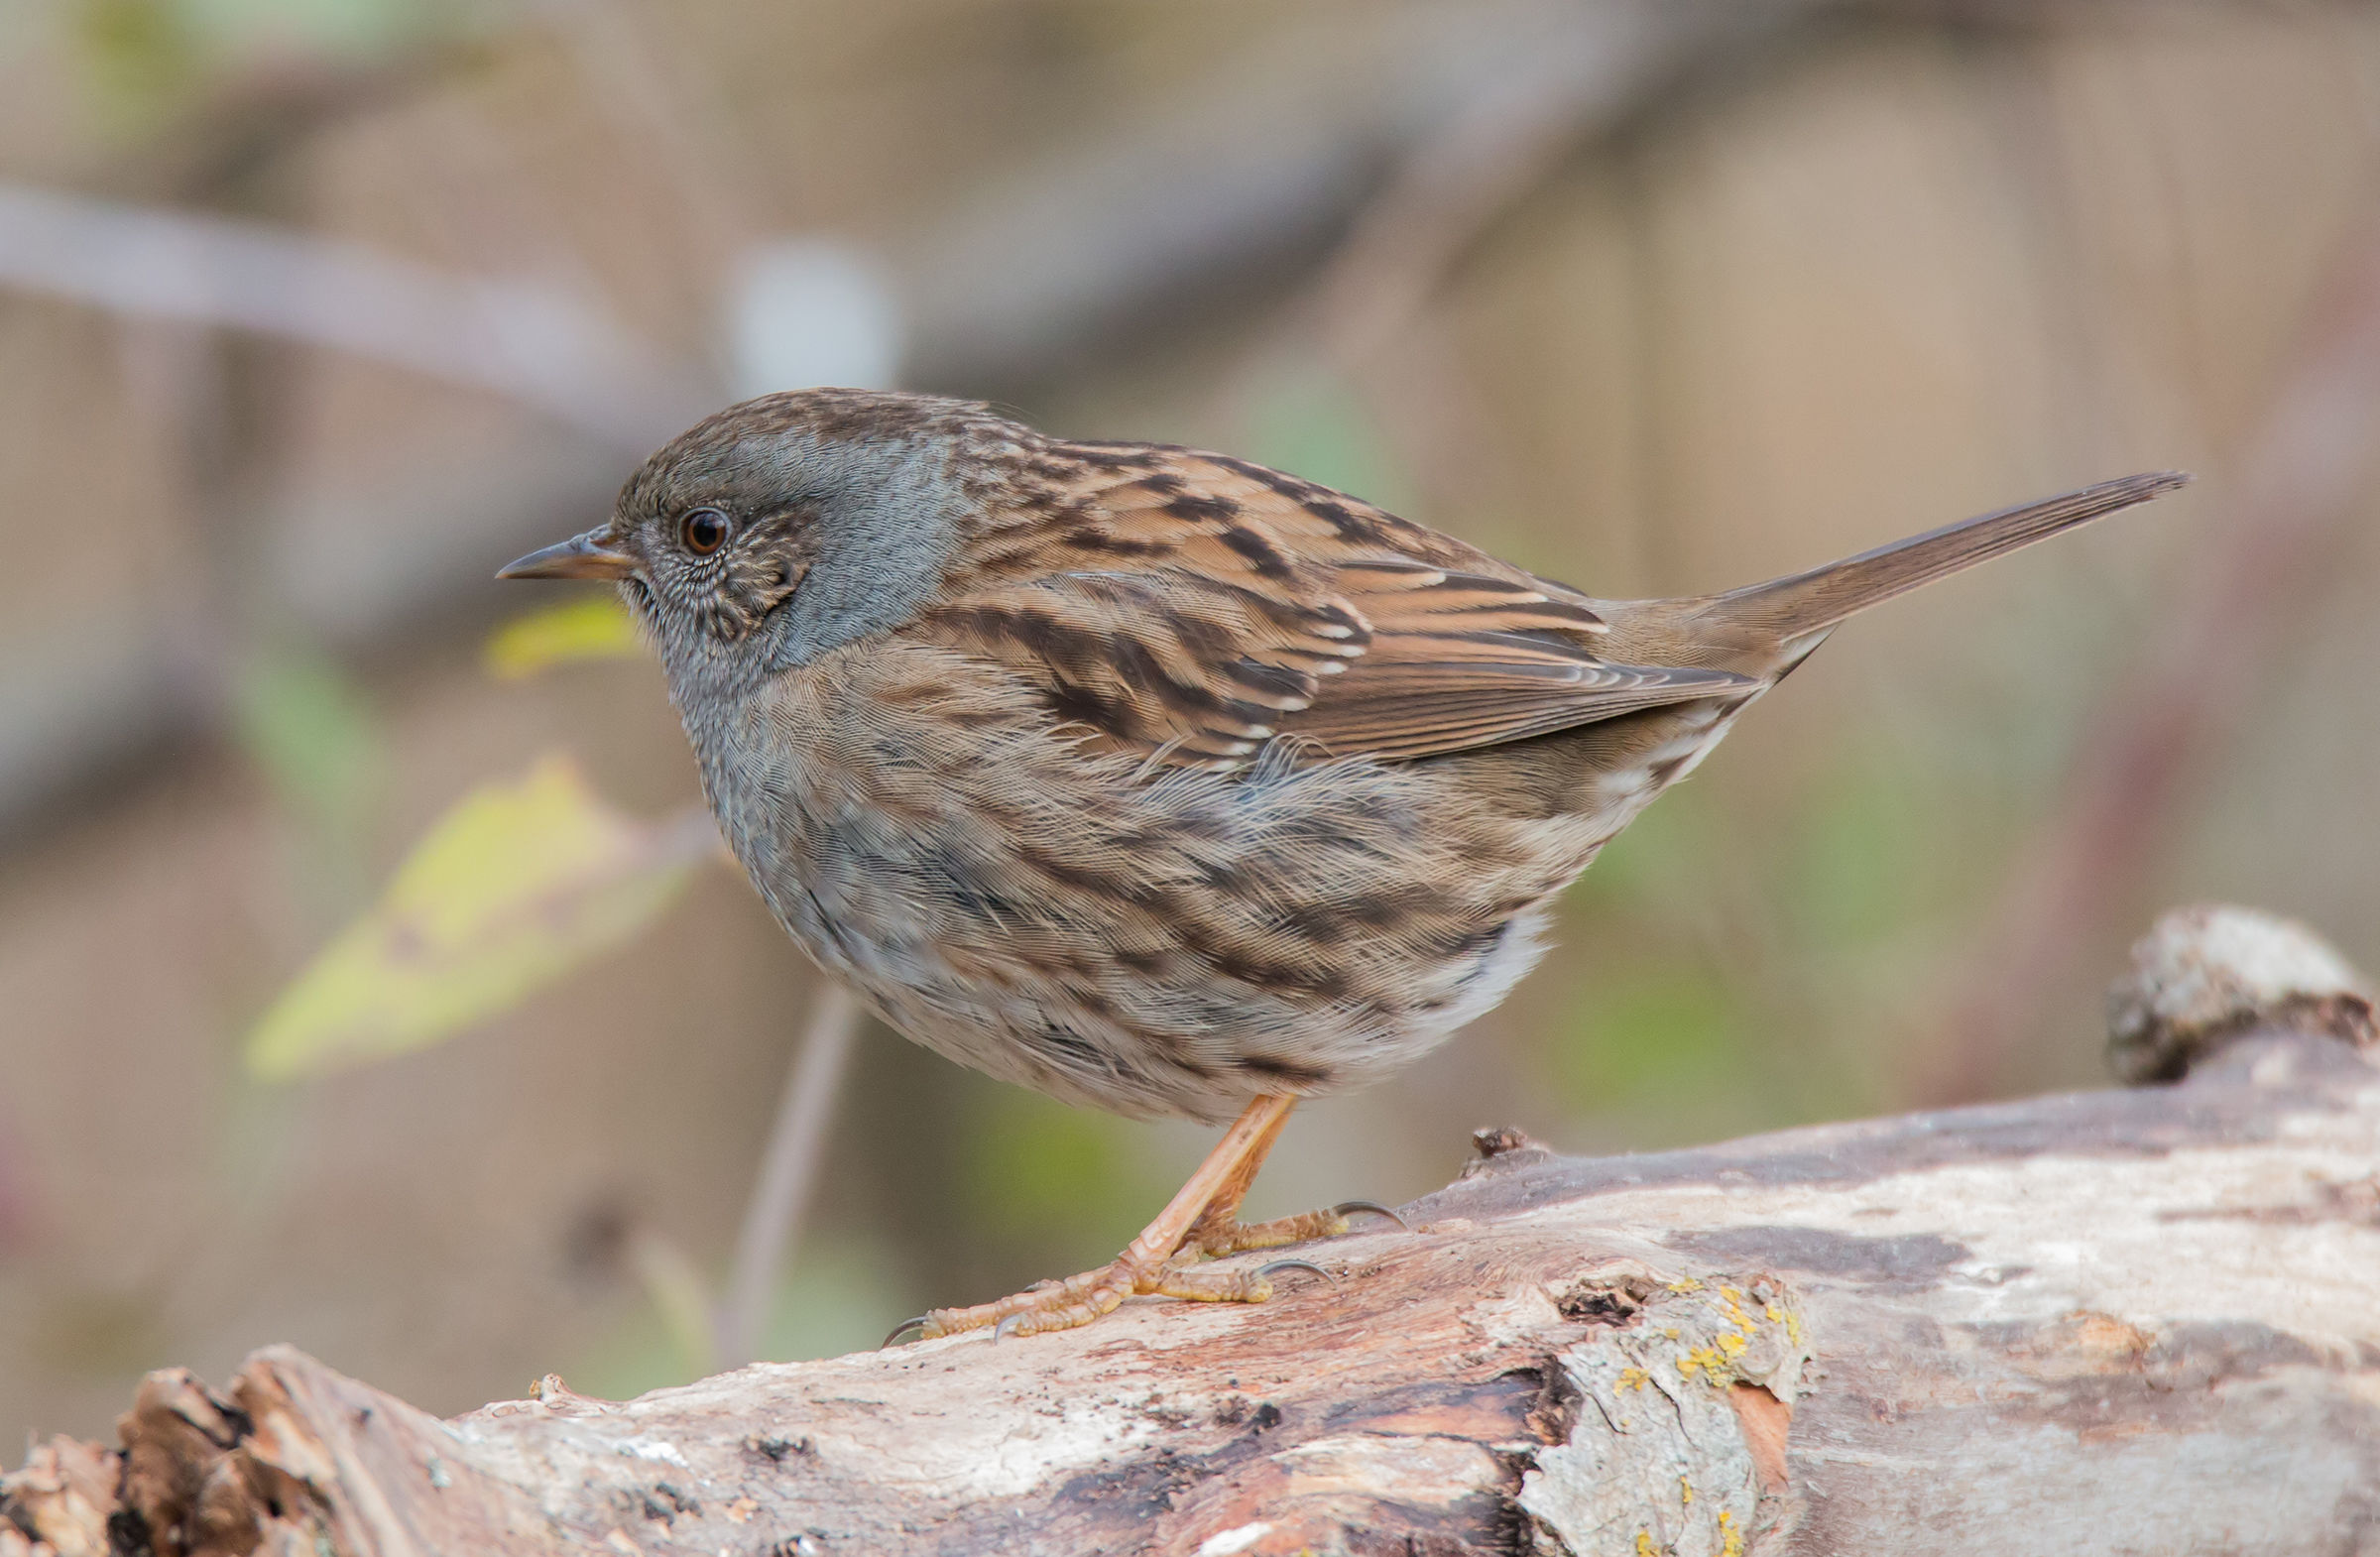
<box><xmin>2</xmin><ymin>0</ymin><xmax>2376</xmax><ymax>1446</ymax></box>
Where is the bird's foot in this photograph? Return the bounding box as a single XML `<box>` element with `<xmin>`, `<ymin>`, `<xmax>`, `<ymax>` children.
<box><xmin>908</xmin><ymin>1252</ymin><xmax>1331</xmax><ymax>1342</ymax></box>
<box><xmin>882</xmin><ymin>1097</ymin><xmax>1404</xmax><ymax>1346</ymax></box>
<box><xmin>1186</xmin><ymin>1198</ymin><xmax>1409</xmax><ymax>1258</ymax></box>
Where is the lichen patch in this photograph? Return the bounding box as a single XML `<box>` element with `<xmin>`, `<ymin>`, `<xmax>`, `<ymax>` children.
<box><xmin>1518</xmin><ymin>1278</ymin><xmax>1809</xmax><ymax>1556</ymax></box>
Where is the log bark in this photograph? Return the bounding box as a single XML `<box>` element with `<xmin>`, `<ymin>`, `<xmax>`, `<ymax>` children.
<box><xmin>7</xmin><ymin>912</ymin><xmax>2378</xmax><ymax>1556</ymax></box>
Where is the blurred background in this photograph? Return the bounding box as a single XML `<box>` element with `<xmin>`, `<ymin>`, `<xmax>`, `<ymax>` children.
<box><xmin>3</xmin><ymin>0</ymin><xmax>2378</xmax><ymax>1445</ymax></box>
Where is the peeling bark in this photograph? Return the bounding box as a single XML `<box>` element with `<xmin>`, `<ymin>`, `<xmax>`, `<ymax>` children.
<box><xmin>6</xmin><ymin>1016</ymin><xmax>2375</xmax><ymax>1557</ymax></box>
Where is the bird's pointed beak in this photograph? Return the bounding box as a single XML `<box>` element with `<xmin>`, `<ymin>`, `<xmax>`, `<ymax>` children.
<box><xmin>497</xmin><ymin>528</ymin><xmax>637</xmax><ymax>581</ymax></box>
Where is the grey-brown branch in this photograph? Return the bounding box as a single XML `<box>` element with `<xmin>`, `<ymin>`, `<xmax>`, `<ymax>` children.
<box><xmin>5</xmin><ymin>906</ymin><xmax>2376</xmax><ymax>1557</ymax></box>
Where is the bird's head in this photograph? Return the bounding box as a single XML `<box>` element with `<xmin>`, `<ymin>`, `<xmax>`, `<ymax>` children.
<box><xmin>499</xmin><ymin>388</ymin><xmax>1006</xmax><ymax>689</ymax></box>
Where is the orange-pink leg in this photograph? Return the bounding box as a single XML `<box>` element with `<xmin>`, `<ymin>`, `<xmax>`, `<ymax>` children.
<box><xmin>1178</xmin><ymin>1099</ymin><xmax>1385</xmax><ymax>1256</ymax></box>
<box><xmin>917</xmin><ymin>1095</ymin><xmax>1330</xmax><ymax>1341</ymax></box>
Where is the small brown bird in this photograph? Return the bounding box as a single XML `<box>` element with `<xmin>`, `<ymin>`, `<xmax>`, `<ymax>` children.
<box><xmin>500</xmin><ymin>389</ymin><xmax>2183</xmax><ymax>1341</ymax></box>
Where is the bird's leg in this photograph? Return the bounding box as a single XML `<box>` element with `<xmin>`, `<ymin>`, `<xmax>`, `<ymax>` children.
<box><xmin>915</xmin><ymin>1094</ymin><xmax>1320</xmax><ymax>1341</ymax></box>
<box><xmin>1181</xmin><ymin>1105</ymin><xmax>1407</xmax><ymax>1256</ymax></box>
<box><xmin>1180</xmin><ymin>1101</ymin><xmax>1317</xmax><ymax>1254</ymax></box>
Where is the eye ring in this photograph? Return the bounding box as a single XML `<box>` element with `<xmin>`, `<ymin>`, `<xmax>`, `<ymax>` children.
<box><xmin>680</xmin><ymin>507</ymin><xmax>731</xmax><ymax>555</ymax></box>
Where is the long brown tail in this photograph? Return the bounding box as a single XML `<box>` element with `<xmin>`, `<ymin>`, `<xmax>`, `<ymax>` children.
<box><xmin>1696</xmin><ymin>471</ymin><xmax>2189</xmax><ymax>640</ymax></box>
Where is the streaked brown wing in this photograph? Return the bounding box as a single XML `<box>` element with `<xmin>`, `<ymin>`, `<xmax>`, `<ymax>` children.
<box><xmin>912</xmin><ymin>443</ymin><xmax>1754</xmax><ymax>769</ymax></box>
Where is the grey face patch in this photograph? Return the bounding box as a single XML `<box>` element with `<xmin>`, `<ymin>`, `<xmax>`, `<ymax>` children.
<box><xmin>741</xmin><ymin>431</ymin><xmax>970</xmax><ymax>672</ymax></box>
<box><xmin>628</xmin><ymin>424</ymin><xmax>972</xmax><ymax>689</ymax></box>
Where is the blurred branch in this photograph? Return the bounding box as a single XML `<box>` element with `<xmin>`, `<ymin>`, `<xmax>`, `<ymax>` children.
<box><xmin>1250</xmin><ymin>0</ymin><xmax>2134</xmax><ymax>382</ymax></box>
<box><xmin>528</xmin><ymin>0</ymin><xmax>761</xmax><ymax>268</ymax></box>
<box><xmin>95</xmin><ymin>48</ymin><xmax>465</xmax><ymax>201</ymax></box>
<box><xmin>715</xmin><ymin>983</ymin><xmax>863</xmax><ymax>1370</ymax></box>
<box><xmin>1216</xmin><ymin>0</ymin><xmax>1793</xmax><ymax>507</ymax></box>
<box><xmin>1920</xmin><ymin>203</ymin><xmax>2380</xmax><ymax>1103</ymax></box>
<box><xmin>1307</xmin><ymin>2</ymin><xmax>1773</xmax><ymax>369</ymax></box>
<box><xmin>912</xmin><ymin>0</ymin><xmax>2095</xmax><ymax>395</ymax></box>
<box><xmin>1267</xmin><ymin>0</ymin><xmax>2148</xmax><ymax>502</ymax></box>
<box><xmin>0</xmin><ymin>0</ymin><xmax>2254</xmax><ymax>846</ymax></box>
<box><xmin>898</xmin><ymin>0</ymin><xmax>1729</xmax><ymax>395</ymax></box>
<box><xmin>0</xmin><ymin>181</ymin><xmax>710</xmax><ymax>451</ymax></box>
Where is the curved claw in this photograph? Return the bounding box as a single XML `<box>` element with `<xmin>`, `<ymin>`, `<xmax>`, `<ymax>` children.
<box><xmin>993</xmin><ymin>1313</ymin><xmax>1026</xmax><ymax>1345</ymax></box>
<box><xmin>1332</xmin><ymin>1199</ymin><xmax>1412</xmax><ymax>1234</ymax></box>
<box><xmin>881</xmin><ymin>1315</ymin><xmax>931</xmax><ymax>1349</ymax></box>
<box><xmin>1254</xmin><ymin>1257</ymin><xmax>1336</xmax><ymax>1288</ymax></box>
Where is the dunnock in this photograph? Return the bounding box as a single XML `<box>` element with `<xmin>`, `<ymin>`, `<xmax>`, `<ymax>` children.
<box><xmin>501</xmin><ymin>389</ymin><xmax>2183</xmax><ymax>1340</ymax></box>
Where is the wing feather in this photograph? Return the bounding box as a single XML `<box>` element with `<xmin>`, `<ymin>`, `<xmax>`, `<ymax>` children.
<box><xmin>910</xmin><ymin>445</ymin><xmax>1755</xmax><ymax>769</ymax></box>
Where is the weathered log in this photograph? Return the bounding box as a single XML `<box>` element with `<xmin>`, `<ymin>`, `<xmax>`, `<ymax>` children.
<box><xmin>6</xmin><ymin>910</ymin><xmax>2377</xmax><ymax>1556</ymax></box>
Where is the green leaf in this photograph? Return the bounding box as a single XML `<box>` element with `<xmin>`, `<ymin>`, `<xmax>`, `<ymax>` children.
<box><xmin>245</xmin><ymin>757</ymin><xmax>712</xmax><ymax>1081</ymax></box>
<box><xmin>483</xmin><ymin>593</ymin><xmax>646</xmax><ymax>679</ymax></box>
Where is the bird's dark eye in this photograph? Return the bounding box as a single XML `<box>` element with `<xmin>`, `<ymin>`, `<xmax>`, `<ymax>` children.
<box><xmin>680</xmin><ymin>508</ymin><xmax>731</xmax><ymax>555</ymax></box>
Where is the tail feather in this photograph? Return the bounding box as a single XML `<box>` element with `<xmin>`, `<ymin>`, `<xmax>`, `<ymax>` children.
<box><xmin>1698</xmin><ymin>471</ymin><xmax>2189</xmax><ymax>639</ymax></box>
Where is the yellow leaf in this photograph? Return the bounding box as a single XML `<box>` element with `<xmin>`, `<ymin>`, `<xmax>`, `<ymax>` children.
<box><xmin>245</xmin><ymin>757</ymin><xmax>713</xmax><ymax>1080</ymax></box>
<box><xmin>483</xmin><ymin>593</ymin><xmax>644</xmax><ymax>679</ymax></box>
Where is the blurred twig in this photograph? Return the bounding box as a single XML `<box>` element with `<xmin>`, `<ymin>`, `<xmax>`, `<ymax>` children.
<box><xmin>1919</xmin><ymin>203</ymin><xmax>2380</xmax><ymax>1103</ymax></box>
<box><xmin>95</xmin><ymin>49</ymin><xmax>464</xmax><ymax>201</ymax></box>
<box><xmin>529</xmin><ymin>0</ymin><xmax>762</xmax><ymax>267</ymax></box>
<box><xmin>716</xmin><ymin>982</ymin><xmax>863</xmax><ymax>1369</ymax></box>
<box><xmin>0</xmin><ymin>1112</ymin><xmax>31</xmax><ymax>1253</ymax></box>
<box><xmin>901</xmin><ymin>0</ymin><xmax>1686</xmax><ymax>393</ymax></box>
<box><xmin>628</xmin><ymin>1223</ymin><xmax>720</xmax><ymax>1381</ymax></box>
<box><xmin>1227</xmin><ymin>0</ymin><xmax>1801</xmax><ymax>515</ymax></box>
<box><xmin>0</xmin><ymin>181</ymin><xmax>708</xmax><ymax>450</ymax></box>
<box><xmin>1303</xmin><ymin>2</ymin><xmax>1713</xmax><ymax>508</ymax></box>
<box><xmin>1306</xmin><ymin>2</ymin><xmax>1757</xmax><ymax>369</ymax></box>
